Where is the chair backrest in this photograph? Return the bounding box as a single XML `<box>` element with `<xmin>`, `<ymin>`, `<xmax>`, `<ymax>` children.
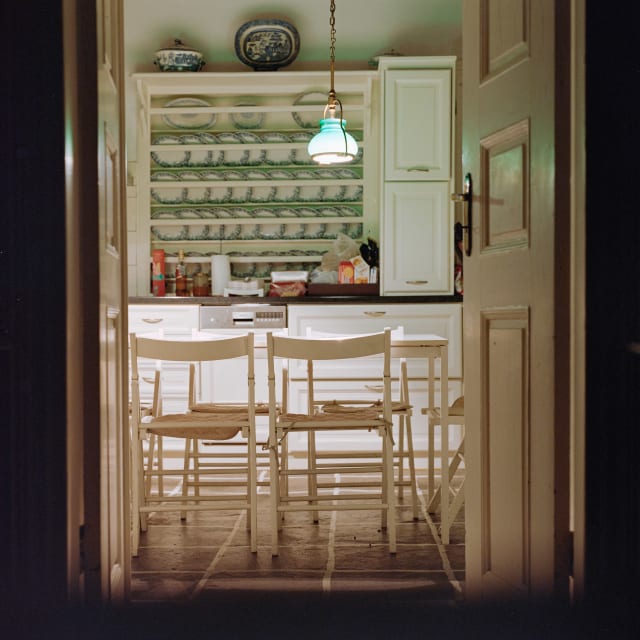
<box><xmin>304</xmin><ymin>325</ymin><xmax>405</xmax><ymax>380</ymax></box>
<box><xmin>130</xmin><ymin>331</ymin><xmax>255</xmax><ymax>417</ymax></box>
<box><xmin>269</xmin><ymin>330</ymin><xmax>390</xmax><ymax>364</ymax></box>
<box><xmin>267</xmin><ymin>329</ymin><xmax>392</xmax><ymax>417</ymax></box>
<box><xmin>131</xmin><ymin>331</ymin><xmax>253</xmax><ymax>365</ymax></box>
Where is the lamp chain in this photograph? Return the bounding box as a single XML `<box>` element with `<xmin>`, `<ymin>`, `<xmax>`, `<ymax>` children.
<box><xmin>328</xmin><ymin>0</ymin><xmax>337</xmax><ymax>106</ymax></box>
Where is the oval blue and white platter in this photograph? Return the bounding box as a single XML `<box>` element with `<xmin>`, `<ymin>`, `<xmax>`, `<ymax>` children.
<box><xmin>234</xmin><ymin>19</ymin><xmax>300</xmax><ymax>71</ymax></box>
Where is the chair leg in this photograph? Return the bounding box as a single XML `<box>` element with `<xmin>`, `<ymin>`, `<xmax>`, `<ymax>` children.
<box><xmin>144</xmin><ymin>434</ymin><xmax>156</xmax><ymax>497</ymax></box>
<box><xmin>280</xmin><ymin>436</ymin><xmax>288</xmax><ymax>524</ymax></box>
<box><xmin>397</xmin><ymin>415</ymin><xmax>405</xmax><ymax>500</ymax></box>
<box><xmin>308</xmin><ymin>430</ymin><xmax>319</xmax><ymax>523</ymax></box>
<box><xmin>399</xmin><ymin>360</ymin><xmax>419</xmax><ymax>519</ymax></box>
<box><xmin>384</xmin><ymin>425</ymin><xmax>397</xmax><ymax>554</ymax></box>
<box><xmin>427</xmin><ymin>416</ymin><xmax>436</xmax><ymax>510</ymax></box>
<box><xmin>180</xmin><ymin>438</ymin><xmax>193</xmax><ymax>520</ymax></box>
<box><xmin>157</xmin><ymin>436</ymin><xmax>165</xmax><ymax>497</ymax></box>
<box><xmin>270</xmin><ymin>435</ymin><xmax>280</xmax><ymax>556</ymax></box>
<box><xmin>427</xmin><ymin>437</ymin><xmax>465</xmax><ymax>514</ymax></box>
<box><xmin>404</xmin><ymin>412</ymin><xmax>419</xmax><ymax>520</ymax></box>
<box><xmin>131</xmin><ymin>437</ymin><xmax>144</xmax><ymax>555</ymax></box>
<box><xmin>249</xmin><ymin>429</ymin><xmax>258</xmax><ymax>553</ymax></box>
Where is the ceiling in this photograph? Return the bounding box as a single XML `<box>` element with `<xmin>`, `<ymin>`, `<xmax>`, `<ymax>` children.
<box><xmin>123</xmin><ymin>0</ymin><xmax>462</xmax><ymax>160</ymax></box>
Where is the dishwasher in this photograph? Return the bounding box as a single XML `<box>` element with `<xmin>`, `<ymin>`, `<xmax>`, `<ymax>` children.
<box><xmin>199</xmin><ymin>303</ymin><xmax>287</xmax><ymax>336</ymax></box>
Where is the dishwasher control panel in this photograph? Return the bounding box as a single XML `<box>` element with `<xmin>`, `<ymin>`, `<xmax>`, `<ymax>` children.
<box><xmin>199</xmin><ymin>304</ymin><xmax>287</xmax><ymax>330</ymax></box>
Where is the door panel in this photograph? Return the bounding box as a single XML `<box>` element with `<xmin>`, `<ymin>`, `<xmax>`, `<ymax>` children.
<box><xmin>482</xmin><ymin>308</ymin><xmax>529</xmax><ymax>595</ymax></box>
<box><xmin>462</xmin><ymin>0</ymin><xmax>570</xmax><ymax>601</ymax></box>
<box><xmin>481</xmin><ymin>120</ymin><xmax>529</xmax><ymax>251</ymax></box>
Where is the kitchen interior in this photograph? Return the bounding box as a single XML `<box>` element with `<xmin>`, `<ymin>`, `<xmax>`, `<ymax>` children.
<box><xmin>8</xmin><ymin>0</ymin><xmax>640</xmax><ymax>630</ymax></box>
<box><xmin>124</xmin><ymin>0</ymin><xmax>465</xmax><ymax>607</ymax></box>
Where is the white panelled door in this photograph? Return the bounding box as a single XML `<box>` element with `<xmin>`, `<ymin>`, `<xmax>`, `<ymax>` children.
<box><xmin>97</xmin><ymin>0</ymin><xmax>128</xmax><ymax>601</ymax></box>
<box><xmin>462</xmin><ymin>0</ymin><xmax>571</xmax><ymax>601</ymax></box>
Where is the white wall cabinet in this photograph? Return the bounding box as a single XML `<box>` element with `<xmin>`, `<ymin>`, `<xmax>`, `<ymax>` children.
<box><xmin>383</xmin><ymin>68</ymin><xmax>451</xmax><ymax>181</ymax></box>
<box><xmin>378</xmin><ymin>56</ymin><xmax>456</xmax><ymax>296</ymax></box>
<box><xmin>382</xmin><ymin>182</ymin><xmax>451</xmax><ymax>294</ymax></box>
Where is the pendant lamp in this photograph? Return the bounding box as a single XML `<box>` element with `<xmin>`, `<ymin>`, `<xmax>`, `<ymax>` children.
<box><xmin>307</xmin><ymin>0</ymin><xmax>358</xmax><ymax>165</ymax></box>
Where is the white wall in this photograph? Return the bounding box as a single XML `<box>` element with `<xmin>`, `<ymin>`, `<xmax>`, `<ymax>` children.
<box><xmin>123</xmin><ymin>0</ymin><xmax>462</xmax><ymax>163</ymax></box>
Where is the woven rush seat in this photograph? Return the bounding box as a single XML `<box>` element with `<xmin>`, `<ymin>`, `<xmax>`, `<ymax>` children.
<box><xmin>143</xmin><ymin>412</ymin><xmax>245</xmax><ymax>440</ymax></box>
<box><xmin>190</xmin><ymin>402</ymin><xmax>270</xmax><ymax>414</ymax></box>
<box><xmin>321</xmin><ymin>399</ymin><xmax>411</xmax><ymax>413</ymax></box>
<box><xmin>281</xmin><ymin>409</ymin><xmax>384</xmax><ymax>422</ymax></box>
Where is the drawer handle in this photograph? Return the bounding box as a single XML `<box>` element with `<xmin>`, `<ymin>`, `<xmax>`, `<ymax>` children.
<box><xmin>365</xmin><ymin>384</ymin><xmax>383</xmax><ymax>392</ymax></box>
<box><xmin>142</xmin><ymin>377</ymin><xmax>155</xmax><ymax>384</ymax></box>
<box><xmin>142</xmin><ymin>318</ymin><xmax>163</xmax><ymax>324</ymax></box>
<box><xmin>406</xmin><ymin>280</ymin><xmax>429</xmax><ymax>285</ymax></box>
<box><xmin>407</xmin><ymin>167</ymin><xmax>431</xmax><ymax>172</ymax></box>
<box><xmin>364</xmin><ymin>311</ymin><xmax>386</xmax><ymax>317</ymax></box>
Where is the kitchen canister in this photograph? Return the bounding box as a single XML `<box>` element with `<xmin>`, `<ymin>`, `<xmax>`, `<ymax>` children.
<box><xmin>210</xmin><ymin>254</ymin><xmax>230</xmax><ymax>295</ymax></box>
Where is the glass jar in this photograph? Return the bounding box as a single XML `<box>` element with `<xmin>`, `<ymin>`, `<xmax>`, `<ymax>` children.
<box><xmin>192</xmin><ymin>272</ymin><xmax>209</xmax><ymax>297</ymax></box>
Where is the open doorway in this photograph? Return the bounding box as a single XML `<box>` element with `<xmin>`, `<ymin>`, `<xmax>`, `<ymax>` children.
<box><xmin>119</xmin><ymin>1</ymin><xmax>580</xmax><ymax>604</ymax></box>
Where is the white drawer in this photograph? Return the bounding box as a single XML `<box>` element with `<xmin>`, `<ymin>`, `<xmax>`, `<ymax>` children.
<box><xmin>128</xmin><ymin>304</ymin><xmax>199</xmax><ymax>335</ymax></box>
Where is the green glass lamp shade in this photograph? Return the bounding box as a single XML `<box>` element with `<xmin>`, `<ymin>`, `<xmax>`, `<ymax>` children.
<box><xmin>307</xmin><ymin>118</ymin><xmax>357</xmax><ymax>164</ymax></box>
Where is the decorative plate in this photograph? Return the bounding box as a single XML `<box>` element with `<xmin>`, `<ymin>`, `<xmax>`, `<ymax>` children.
<box><xmin>292</xmin><ymin>91</ymin><xmax>328</xmax><ymax>128</ymax></box>
<box><xmin>234</xmin><ymin>19</ymin><xmax>300</xmax><ymax>71</ymax></box>
<box><xmin>162</xmin><ymin>97</ymin><xmax>216</xmax><ymax>130</ymax></box>
<box><xmin>152</xmin><ymin>135</ymin><xmax>181</xmax><ymax>145</ymax></box>
<box><xmin>231</xmin><ymin>102</ymin><xmax>264</xmax><ymax>129</ymax></box>
<box><xmin>179</xmin><ymin>134</ymin><xmax>202</xmax><ymax>144</ymax></box>
<box><xmin>198</xmin><ymin>132</ymin><xmax>218</xmax><ymax>144</ymax></box>
<box><xmin>236</xmin><ymin>131</ymin><xmax>262</xmax><ymax>144</ymax></box>
<box><xmin>216</xmin><ymin>132</ymin><xmax>242</xmax><ymax>144</ymax></box>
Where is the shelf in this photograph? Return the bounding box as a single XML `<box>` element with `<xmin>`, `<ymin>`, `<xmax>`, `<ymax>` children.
<box><xmin>133</xmin><ymin>71</ymin><xmax>376</xmax><ymax>295</ymax></box>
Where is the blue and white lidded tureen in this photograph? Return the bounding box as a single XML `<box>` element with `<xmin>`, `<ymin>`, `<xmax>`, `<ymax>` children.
<box><xmin>154</xmin><ymin>39</ymin><xmax>205</xmax><ymax>72</ymax></box>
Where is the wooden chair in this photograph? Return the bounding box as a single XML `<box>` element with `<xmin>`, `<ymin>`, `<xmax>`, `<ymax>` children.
<box><xmin>130</xmin><ymin>331</ymin><xmax>258</xmax><ymax>556</ymax></box>
<box><xmin>304</xmin><ymin>326</ymin><xmax>419</xmax><ymax>520</ymax></box>
<box><xmin>266</xmin><ymin>329</ymin><xmax>396</xmax><ymax>556</ymax></box>
<box><xmin>185</xmin><ymin>330</ymin><xmax>285</xmax><ymax>498</ymax></box>
<box><xmin>422</xmin><ymin>395</ymin><xmax>465</xmax><ymax>526</ymax></box>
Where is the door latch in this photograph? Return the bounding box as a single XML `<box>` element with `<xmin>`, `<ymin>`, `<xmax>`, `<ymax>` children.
<box><xmin>451</xmin><ymin>173</ymin><xmax>473</xmax><ymax>257</ymax></box>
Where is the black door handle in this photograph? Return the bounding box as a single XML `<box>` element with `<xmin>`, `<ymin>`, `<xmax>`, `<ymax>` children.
<box><xmin>451</xmin><ymin>173</ymin><xmax>473</xmax><ymax>257</ymax></box>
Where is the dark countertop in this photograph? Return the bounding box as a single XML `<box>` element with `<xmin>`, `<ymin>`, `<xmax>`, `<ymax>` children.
<box><xmin>129</xmin><ymin>294</ymin><xmax>463</xmax><ymax>306</ymax></box>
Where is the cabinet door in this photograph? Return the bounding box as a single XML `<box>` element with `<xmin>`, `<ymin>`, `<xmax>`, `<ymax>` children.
<box><xmin>382</xmin><ymin>182</ymin><xmax>452</xmax><ymax>294</ymax></box>
<box><xmin>384</xmin><ymin>68</ymin><xmax>451</xmax><ymax>181</ymax></box>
